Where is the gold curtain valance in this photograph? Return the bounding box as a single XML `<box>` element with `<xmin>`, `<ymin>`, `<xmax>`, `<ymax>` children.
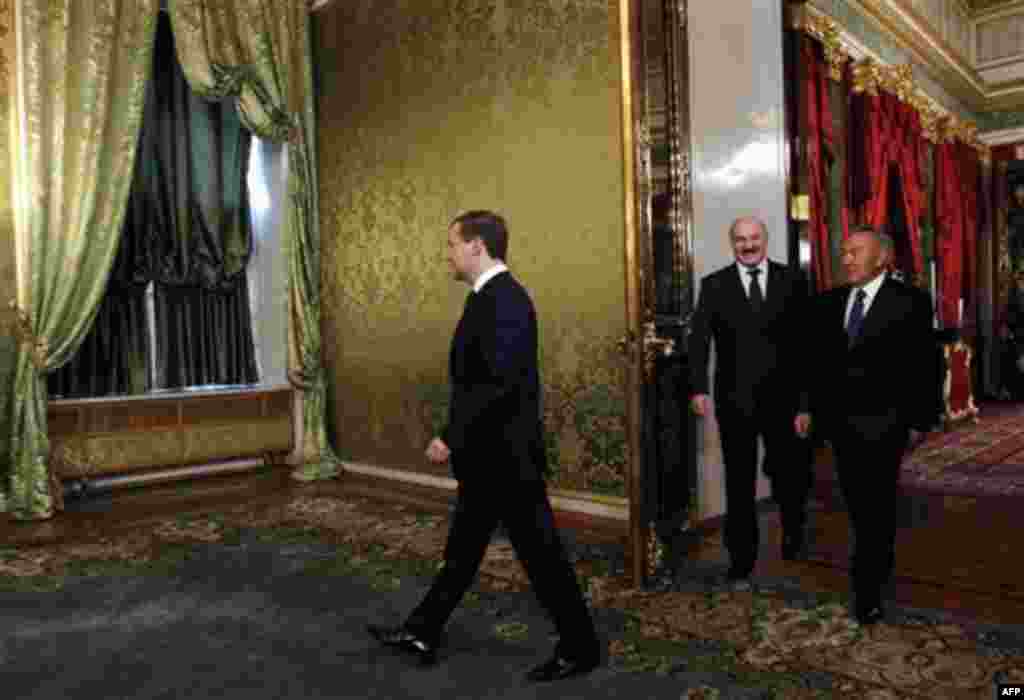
<box><xmin>800</xmin><ymin>12</ymin><xmax>845</xmax><ymax>82</ymax></box>
<box><xmin>791</xmin><ymin>10</ymin><xmax>989</xmax><ymax>159</ymax></box>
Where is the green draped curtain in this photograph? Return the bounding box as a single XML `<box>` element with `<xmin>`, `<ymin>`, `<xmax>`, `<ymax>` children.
<box><xmin>47</xmin><ymin>135</ymin><xmax>156</xmax><ymax>399</ymax></box>
<box><xmin>6</xmin><ymin>0</ymin><xmax>159</xmax><ymax>518</ymax></box>
<box><xmin>48</xmin><ymin>11</ymin><xmax>259</xmax><ymax>397</ymax></box>
<box><xmin>168</xmin><ymin>0</ymin><xmax>338</xmax><ymax>480</ymax></box>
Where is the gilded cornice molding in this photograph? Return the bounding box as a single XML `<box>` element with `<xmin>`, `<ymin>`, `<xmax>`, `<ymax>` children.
<box><xmin>852</xmin><ymin>54</ymin><xmax>989</xmax><ymax>156</ymax></box>
<box><xmin>849</xmin><ymin>0</ymin><xmax>984</xmax><ymax>108</ymax></box>
<box><xmin>808</xmin><ymin>0</ymin><xmax>1024</xmax><ymax>119</ymax></box>
<box><xmin>796</xmin><ymin>12</ymin><xmax>848</xmax><ymax>81</ymax></box>
<box><xmin>852</xmin><ymin>60</ymin><xmax>916</xmax><ymax>101</ymax></box>
<box><xmin>937</xmin><ymin>113</ymin><xmax>980</xmax><ymax>145</ymax></box>
<box><xmin>888</xmin><ymin>0</ymin><xmax>973</xmax><ymax>71</ymax></box>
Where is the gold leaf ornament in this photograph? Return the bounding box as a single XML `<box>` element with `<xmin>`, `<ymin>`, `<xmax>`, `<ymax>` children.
<box><xmin>8</xmin><ymin>300</ymin><xmax>48</xmax><ymax>369</ymax></box>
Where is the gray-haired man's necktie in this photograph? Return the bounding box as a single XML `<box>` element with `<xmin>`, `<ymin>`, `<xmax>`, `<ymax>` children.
<box><xmin>846</xmin><ymin>288</ymin><xmax>867</xmax><ymax>342</ymax></box>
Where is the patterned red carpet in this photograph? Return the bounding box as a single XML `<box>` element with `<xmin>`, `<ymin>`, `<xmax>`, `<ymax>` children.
<box><xmin>901</xmin><ymin>402</ymin><xmax>1024</xmax><ymax>497</ymax></box>
<box><xmin>807</xmin><ymin>402</ymin><xmax>1024</xmax><ymax>608</ymax></box>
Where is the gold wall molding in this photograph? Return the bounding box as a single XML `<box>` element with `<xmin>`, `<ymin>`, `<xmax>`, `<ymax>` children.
<box><xmin>341</xmin><ymin>460</ymin><xmax>630</xmax><ymax>521</ymax></box>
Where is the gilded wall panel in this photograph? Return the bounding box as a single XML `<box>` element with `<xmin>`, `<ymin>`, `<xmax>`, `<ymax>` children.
<box><xmin>315</xmin><ymin>0</ymin><xmax>627</xmax><ymax>495</ymax></box>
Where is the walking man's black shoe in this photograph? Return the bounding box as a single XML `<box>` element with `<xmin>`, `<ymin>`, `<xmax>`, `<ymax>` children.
<box><xmin>781</xmin><ymin>534</ymin><xmax>806</xmax><ymax>561</ymax></box>
<box><xmin>724</xmin><ymin>564</ymin><xmax>753</xmax><ymax>591</ymax></box>
<box><xmin>367</xmin><ymin>624</ymin><xmax>438</xmax><ymax>666</ymax></box>
<box><xmin>854</xmin><ymin>604</ymin><xmax>884</xmax><ymax>626</ymax></box>
<box><xmin>525</xmin><ymin>653</ymin><xmax>599</xmax><ymax>682</ymax></box>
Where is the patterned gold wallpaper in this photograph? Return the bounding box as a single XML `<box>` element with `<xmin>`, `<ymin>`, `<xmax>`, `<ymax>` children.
<box><xmin>0</xmin><ymin>2</ymin><xmax>16</xmax><ymax>481</ymax></box>
<box><xmin>314</xmin><ymin>0</ymin><xmax>628</xmax><ymax>495</ymax></box>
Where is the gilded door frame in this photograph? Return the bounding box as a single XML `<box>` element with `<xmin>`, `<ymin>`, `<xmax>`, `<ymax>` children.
<box><xmin>618</xmin><ymin>0</ymin><xmax>645</xmax><ymax>586</ymax></box>
<box><xmin>618</xmin><ymin>0</ymin><xmax>696</xmax><ymax>586</ymax></box>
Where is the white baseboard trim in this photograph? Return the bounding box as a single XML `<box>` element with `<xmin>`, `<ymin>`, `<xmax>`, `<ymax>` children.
<box><xmin>341</xmin><ymin>461</ymin><xmax>629</xmax><ymax>522</ymax></box>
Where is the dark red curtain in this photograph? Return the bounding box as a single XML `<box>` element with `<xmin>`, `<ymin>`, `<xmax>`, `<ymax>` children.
<box><xmin>849</xmin><ymin>90</ymin><xmax>926</xmax><ymax>277</ymax></box>
<box><xmin>934</xmin><ymin>140</ymin><xmax>981</xmax><ymax>326</ymax></box>
<box><xmin>959</xmin><ymin>142</ymin><xmax>980</xmax><ymax>317</ymax></box>
<box><xmin>800</xmin><ymin>36</ymin><xmax>834</xmax><ymax>290</ymax></box>
<box><xmin>839</xmin><ymin>62</ymin><xmax>853</xmax><ymax>250</ymax></box>
<box><xmin>935</xmin><ymin>141</ymin><xmax>965</xmax><ymax>326</ymax></box>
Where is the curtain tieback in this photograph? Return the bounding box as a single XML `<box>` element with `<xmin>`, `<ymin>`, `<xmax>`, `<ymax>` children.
<box><xmin>8</xmin><ymin>300</ymin><xmax>48</xmax><ymax>370</ymax></box>
<box><xmin>288</xmin><ymin>367</ymin><xmax>318</xmax><ymax>391</ymax></box>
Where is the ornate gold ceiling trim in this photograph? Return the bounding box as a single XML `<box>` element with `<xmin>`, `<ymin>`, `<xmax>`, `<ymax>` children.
<box><xmin>850</xmin><ymin>58</ymin><xmax>986</xmax><ymax>152</ymax></box>
<box><xmin>849</xmin><ymin>0</ymin><xmax>986</xmax><ymax>109</ymax></box>
<box><xmin>794</xmin><ymin>10</ymin><xmax>847</xmax><ymax>81</ymax></box>
<box><xmin>987</xmin><ymin>83</ymin><xmax>1024</xmax><ymax>111</ymax></box>
<box><xmin>791</xmin><ymin>5</ymin><xmax>989</xmax><ymax>159</ymax></box>
<box><xmin>798</xmin><ymin>0</ymin><xmax>1024</xmax><ymax>115</ymax></box>
<box><xmin>888</xmin><ymin>0</ymin><xmax>973</xmax><ymax>70</ymax></box>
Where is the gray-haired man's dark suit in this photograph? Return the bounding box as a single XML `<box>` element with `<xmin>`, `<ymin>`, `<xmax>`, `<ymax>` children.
<box><xmin>811</xmin><ymin>275</ymin><xmax>938</xmax><ymax>615</ymax></box>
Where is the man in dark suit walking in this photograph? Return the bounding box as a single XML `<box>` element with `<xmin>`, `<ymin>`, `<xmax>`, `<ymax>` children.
<box><xmin>368</xmin><ymin>210</ymin><xmax>601</xmax><ymax>682</ymax></box>
<box><xmin>809</xmin><ymin>226</ymin><xmax>937</xmax><ymax>625</ymax></box>
<box><xmin>689</xmin><ymin>216</ymin><xmax>813</xmax><ymax>587</ymax></box>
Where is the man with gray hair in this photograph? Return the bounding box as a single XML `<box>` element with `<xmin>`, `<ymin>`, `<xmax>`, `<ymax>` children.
<box><xmin>689</xmin><ymin>216</ymin><xmax>814</xmax><ymax>588</ymax></box>
<box><xmin>806</xmin><ymin>225</ymin><xmax>938</xmax><ymax>625</ymax></box>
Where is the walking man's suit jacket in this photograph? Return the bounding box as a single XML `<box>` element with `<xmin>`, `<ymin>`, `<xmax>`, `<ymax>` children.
<box><xmin>442</xmin><ymin>270</ymin><xmax>546</xmax><ymax>484</ymax></box>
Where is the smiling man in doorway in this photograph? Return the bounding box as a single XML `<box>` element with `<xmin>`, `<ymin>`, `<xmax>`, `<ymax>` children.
<box><xmin>688</xmin><ymin>216</ymin><xmax>813</xmax><ymax>588</ymax></box>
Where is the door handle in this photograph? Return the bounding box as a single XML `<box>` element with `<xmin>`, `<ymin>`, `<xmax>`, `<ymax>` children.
<box><xmin>618</xmin><ymin>312</ymin><xmax>676</xmax><ymax>381</ymax></box>
<box><xmin>616</xmin><ymin>329</ymin><xmax>637</xmax><ymax>358</ymax></box>
<box><xmin>641</xmin><ymin>314</ymin><xmax>676</xmax><ymax>381</ymax></box>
